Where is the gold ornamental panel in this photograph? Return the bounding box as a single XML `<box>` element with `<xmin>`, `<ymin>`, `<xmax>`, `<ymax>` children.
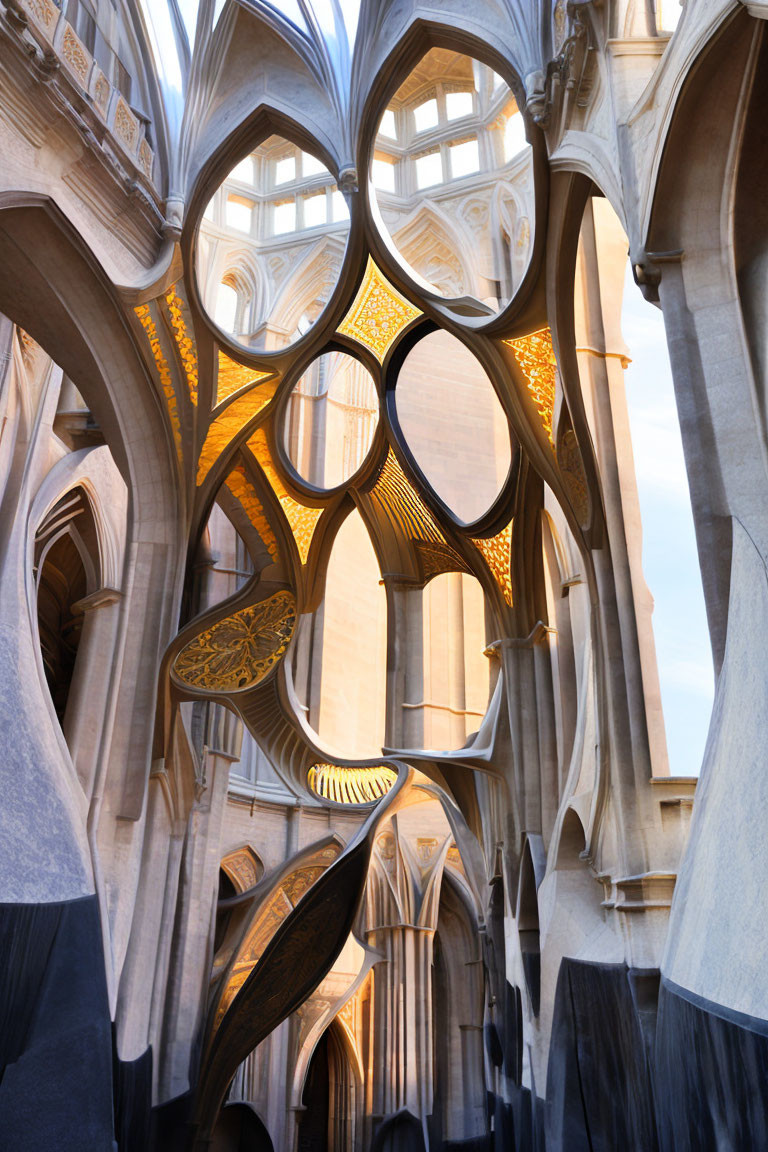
<box><xmin>308</xmin><ymin>762</ymin><xmax>398</xmax><ymax>805</ymax></box>
<box><xmin>224</xmin><ymin>465</ymin><xmax>279</xmax><ymax>562</ymax></box>
<box><xmin>504</xmin><ymin>327</ymin><xmax>557</xmax><ymax>449</ymax></box>
<box><xmin>165</xmin><ymin>285</ymin><xmax>199</xmax><ymax>405</ymax></box>
<box><xmin>216</xmin><ymin>351</ymin><xmax>273</xmax><ymax>407</ymax></box>
<box><xmin>221</xmin><ymin>846</ymin><xmax>263</xmax><ymax>893</ymax></box>
<box><xmin>214</xmin><ymin>843</ymin><xmax>341</xmax><ymax>1029</ymax></box>
<box><xmin>173</xmin><ymin>590</ymin><xmax>296</xmax><ymax>693</ymax></box>
<box><xmin>134</xmin><ymin>303</ymin><xmax>183</xmax><ymax>464</ymax></box>
<box><xmin>248</xmin><ymin>429</ymin><xmax>323</xmax><ymax>565</ymax></box>
<box><xmin>338</xmin><ymin>258</ymin><xmax>421</xmax><ymax>363</ymax></box>
<box><xmin>197</xmin><ymin>384</ymin><xmax>277</xmax><ymax>486</ymax></box>
<box><xmin>472</xmin><ymin>521</ymin><xmax>514</xmax><ymax>606</ymax></box>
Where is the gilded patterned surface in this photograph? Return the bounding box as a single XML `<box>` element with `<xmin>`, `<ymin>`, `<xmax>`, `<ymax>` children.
<box><xmin>338</xmin><ymin>257</ymin><xmax>421</xmax><ymax>363</ymax></box>
<box><xmin>472</xmin><ymin>521</ymin><xmax>514</xmax><ymax>606</ymax></box>
<box><xmin>165</xmin><ymin>286</ymin><xmax>198</xmax><ymax>404</ymax></box>
<box><xmin>505</xmin><ymin>327</ymin><xmax>557</xmax><ymax>449</ymax></box>
<box><xmin>197</xmin><ymin>385</ymin><xmax>277</xmax><ymax>486</ymax></box>
<box><xmin>308</xmin><ymin>763</ymin><xmax>397</xmax><ymax>805</ymax></box>
<box><xmin>557</xmin><ymin>429</ymin><xmax>590</xmax><ymax>525</ymax></box>
<box><xmin>173</xmin><ymin>590</ymin><xmax>296</xmax><ymax>692</ymax></box>
<box><xmin>368</xmin><ymin>450</ymin><xmax>469</xmax><ymax>580</ymax></box>
<box><xmin>221</xmin><ymin>846</ymin><xmax>263</xmax><ymax>893</ymax></box>
<box><xmin>369</xmin><ymin>449</ymin><xmax>446</xmax><ymax>546</ymax></box>
<box><xmin>224</xmin><ymin>465</ymin><xmax>279</xmax><ymax>561</ymax></box>
<box><xmin>248</xmin><ymin>429</ymin><xmax>323</xmax><ymax>564</ymax></box>
<box><xmin>215</xmin><ymin>844</ymin><xmax>341</xmax><ymax>1028</ymax></box>
<box><xmin>134</xmin><ymin>303</ymin><xmax>183</xmax><ymax>464</ymax></box>
<box><xmin>216</xmin><ymin>351</ymin><xmax>273</xmax><ymax>407</ymax></box>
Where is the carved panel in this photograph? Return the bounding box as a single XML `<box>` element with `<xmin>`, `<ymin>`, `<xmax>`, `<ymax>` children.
<box><xmin>338</xmin><ymin>257</ymin><xmax>421</xmax><ymax>363</ymax></box>
<box><xmin>197</xmin><ymin>386</ymin><xmax>276</xmax><ymax>486</ymax></box>
<box><xmin>60</xmin><ymin>24</ymin><xmax>91</xmax><ymax>85</ymax></box>
<box><xmin>221</xmin><ymin>846</ymin><xmax>263</xmax><ymax>893</ymax></box>
<box><xmin>114</xmin><ymin>96</ymin><xmax>138</xmax><ymax>153</ymax></box>
<box><xmin>557</xmin><ymin>428</ymin><xmax>590</xmax><ymax>525</ymax></box>
<box><xmin>173</xmin><ymin>590</ymin><xmax>296</xmax><ymax>692</ymax></box>
<box><xmin>23</xmin><ymin>0</ymin><xmax>59</xmax><ymax>37</ymax></box>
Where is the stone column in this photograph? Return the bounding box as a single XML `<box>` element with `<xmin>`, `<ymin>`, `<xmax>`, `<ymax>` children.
<box><xmin>63</xmin><ymin>586</ymin><xmax>122</xmax><ymax>797</ymax></box>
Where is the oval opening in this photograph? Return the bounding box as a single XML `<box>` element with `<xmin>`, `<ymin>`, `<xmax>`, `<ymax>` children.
<box><xmin>370</xmin><ymin>49</ymin><xmax>534</xmax><ymax>317</ymax></box>
<box><xmin>196</xmin><ymin>135</ymin><xmax>350</xmax><ymax>351</ymax></box>
<box><xmin>291</xmin><ymin>510</ymin><xmax>387</xmax><ymax>758</ymax></box>
<box><xmin>283</xmin><ymin>351</ymin><xmax>379</xmax><ymax>489</ymax></box>
<box><xmin>394</xmin><ymin>328</ymin><xmax>512</xmax><ymax>524</ymax></box>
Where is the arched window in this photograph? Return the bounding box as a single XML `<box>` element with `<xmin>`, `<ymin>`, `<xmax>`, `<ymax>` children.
<box><xmin>34</xmin><ymin>487</ymin><xmax>100</xmax><ymax>727</ymax></box>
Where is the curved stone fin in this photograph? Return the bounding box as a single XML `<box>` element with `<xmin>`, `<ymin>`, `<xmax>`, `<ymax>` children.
<box><xmin>191</xmin><ymin>765</ymin><xmax>412</xmax><ymax>1145</ymax></box>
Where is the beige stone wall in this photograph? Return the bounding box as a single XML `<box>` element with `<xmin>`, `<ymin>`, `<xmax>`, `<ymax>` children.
<box><xmin>395</xmin><ymin>328</ymin><xmax>511</xmax><ymax>524</ymax></box>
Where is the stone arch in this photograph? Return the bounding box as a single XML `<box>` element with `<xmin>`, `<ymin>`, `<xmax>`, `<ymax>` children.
<box><xmin>391</xmin><ymin>200</ymin><xmax>477</xmax><ymax>298</ymax></box>
<box><xmin>432</xmin><ymin>869</ymin><xmax>486</xmax><ymax>1143</ymax></box>
<box><xmin>268</xmin><ymin>234</ymin><xmax>348</xmax><ymax>343</ymax></box>
<box><xmin>212</xmin><ymin>1101</ymin><xmax>275</xmax><ymax>1152</ymax></box>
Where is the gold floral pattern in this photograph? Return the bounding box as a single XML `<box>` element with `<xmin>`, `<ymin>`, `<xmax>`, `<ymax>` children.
<box><xmin>338</xmin><ymin>258</ymin><xmax>421</xmax><ymax>363</ymax></box>
<box><xmin>472</xmin><ymin>521</ymin><xmax>514</xmax><ymax>606</ymax></box>
<box><xmin>224</xmin><ymin>465</ymin><xmax>278</xmax><ymax>561</ymax></box>
<box><xmin>248</xmin><ymin>429</ymin><xmax>323</xmax><ymax>565</ymax></box>
<box><xmin>504</xmin><ymin>327</ymin><xmax>557</xmax><ymax>449</ymax></box>
<box><xmin>173</xmin><ymin>590</ymin><xmax>296</xmax><ymax>692</ymax></box>
<box><xmin>308</xmin><ymin>763</ymin><xmax>397</xmax><ymax>805</ymax></box>
<box><xmin>134</xmin><ymin>303</ymin><xmax>183</xmax><ymax>464</ymax></box>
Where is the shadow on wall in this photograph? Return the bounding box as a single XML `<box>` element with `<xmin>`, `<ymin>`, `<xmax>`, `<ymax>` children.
<box><xmin>212</xmin><ymin>1102</ymin><xmax>274</xmax><ymax>1152</ymax></box>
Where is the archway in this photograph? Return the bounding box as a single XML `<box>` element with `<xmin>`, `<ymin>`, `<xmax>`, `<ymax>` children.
<box><xmin>211</xmin><ymin>1102</ymin><xmax>274</xmax><ymax>1152</ymax></box>
<box><xmin>297</xmin><ymin>1020</ymin><xmax>359</xmax><ymax>1152</ymax></box>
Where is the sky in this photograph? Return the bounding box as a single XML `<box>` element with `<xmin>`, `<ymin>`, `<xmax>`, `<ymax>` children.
<box><xmin>620</xmin><ymin>260</ymin><xmax>714</xmax><ymax>776</ymax></box>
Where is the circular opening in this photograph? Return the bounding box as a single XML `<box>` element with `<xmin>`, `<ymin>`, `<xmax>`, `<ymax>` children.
<box><xmin>394</xmin><ymin>328</ymin><xmax>512</xmax><ymax>524</ymax></box>
<box><xmin>370</xmin><ymin>49</ymin><xmax>534</xmax><ymax>317</ymax></box>
<box><xmin>196</xmin><ymin>135</ymin><xmax>350</xmax><ymax>351</ymax></box>
<box><xmin>283</xmin><ymin>351</ymin><xmax>379</xmax><ymax>489</ymax></box>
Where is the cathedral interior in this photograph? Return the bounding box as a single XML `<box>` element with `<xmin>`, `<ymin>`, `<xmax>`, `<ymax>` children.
<box><xmin>1</xmin><ymin>0</ymin><xmax>767</xmax><ymax>1148</ymax></box>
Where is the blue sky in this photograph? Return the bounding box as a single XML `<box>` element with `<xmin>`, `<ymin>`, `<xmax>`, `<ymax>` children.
<box><xmin>620</xmin><ymin>261</ymin><xmax>714</xmax><ymax>776</ymax></box>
